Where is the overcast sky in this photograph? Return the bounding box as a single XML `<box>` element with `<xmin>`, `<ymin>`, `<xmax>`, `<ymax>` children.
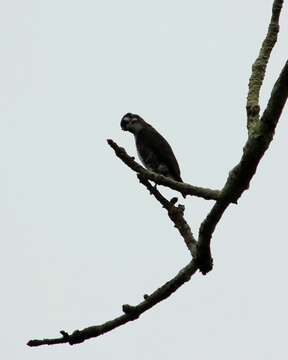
<box><xmin>1</xmin><ymin>1</ymin><xmax>288</xmax><ymax>359</ymax></box>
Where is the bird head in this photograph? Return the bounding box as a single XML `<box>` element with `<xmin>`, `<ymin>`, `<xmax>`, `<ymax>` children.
<box><xmin>120</xmin><ymin>113</ymin><xmax>147</xmax><ymax>134</ymax></box>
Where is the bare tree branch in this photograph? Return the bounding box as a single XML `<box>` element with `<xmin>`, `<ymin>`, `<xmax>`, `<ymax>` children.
<box><xmin>262</xmin><ymin>60</ymin><xmax>288</xmax><ymax>128</ymax></box>
<box><xmin>137</xmin><ymin>174</ymin><xmax>197</xmax><ymax>257</ymax></box>
<box><xmin>27</xmin><ymin>260</ymin><xmax>198</xmax><ymax>347</ymax></box>
<box><xmin>197</xmin><ymin>59</ymin><xmax>288</xmax><ymax>273</ymax></box>
<box><xmin>197</xmin><ymin>0</ymin><xmax>286</xmax><ymax>273</ymax></box>
<box><xmin>107</xmin><ymin>139</ymin><xmax>221</xmax><ymax>201</ymax></box>
<box><xmin>247</xmin><ymin>0</ymin><xmax>284</xmax><ymax>130</ymax></box>
<box><xmin>28</xmin><ymin>0</ymin><xmax>287</xmax><ymax>348</ymax></box>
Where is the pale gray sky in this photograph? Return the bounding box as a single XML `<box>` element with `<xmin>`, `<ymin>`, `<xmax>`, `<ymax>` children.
<box><xmin>1</xmin><ymin>1</ymin><xmax>287</xmax><ymax>359</ymax></box>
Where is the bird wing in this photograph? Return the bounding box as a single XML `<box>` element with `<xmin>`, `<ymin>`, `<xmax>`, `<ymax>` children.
<box><xmin>136</xmin><ymin>127</ymin><xmax>183</xmax><ymax>182</ymax></box>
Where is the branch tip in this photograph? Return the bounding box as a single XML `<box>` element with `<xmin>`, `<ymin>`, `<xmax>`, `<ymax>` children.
<box><xmin>170</xmin><ymin>197</ymin><xmax>178</xmax><ymax>205</ymax></box>
<box><xmin>60</xmin><ymin>330</ymin><xmax>69</xmax><ymax>339</ymax></box>
<box><xmin>27</xmin><ymin>339</ymin><xmax>41</xmax><ymax>347</ymax></box>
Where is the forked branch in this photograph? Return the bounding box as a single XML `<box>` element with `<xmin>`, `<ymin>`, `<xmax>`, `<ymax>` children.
<box><xmin>28</xmin><ymin>0</ymin><xmax>287</xmax><ymax>348</ymax></box>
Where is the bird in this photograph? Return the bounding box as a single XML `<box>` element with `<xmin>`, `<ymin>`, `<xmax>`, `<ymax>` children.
<box><xmin>120</xmin><ymin>113</ymin><xmax>186</xmax><ymax>196</ymax></box>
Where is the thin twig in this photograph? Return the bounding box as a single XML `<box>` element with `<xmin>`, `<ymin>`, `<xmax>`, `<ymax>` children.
<box><xmin>137</xmin><ymin>174</ymin><xmax>197</xmax><ymax>257</ymax></box>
